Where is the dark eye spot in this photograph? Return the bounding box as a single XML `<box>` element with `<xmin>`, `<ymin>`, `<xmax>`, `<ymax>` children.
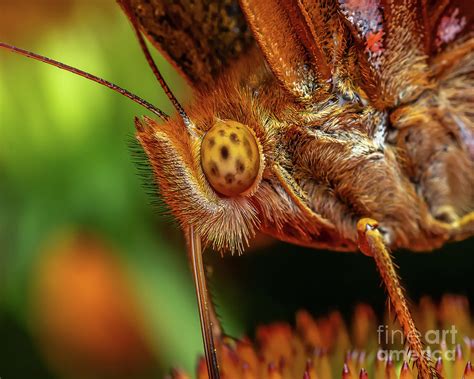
<box><xmin>218</xmin><ymin>129</ymin><xmax>226</xmax><ymax>137</ymax></box>
<box><xmin>209</xmin><ymin>161</ymin><xmax>220</xmax><ymax>177</ymax></box>
<box><xmin>243</xmin><ymin>138</ymin><xmax>252</xmax><ymax>159</ymax></box>
<box><xmin>208</xmin><ymin>137</ymin><xmax>215</xmax><ymax>148</ymax></box>
<box><xmin>220</xmin><ymin>146</ymin><xmax>229</xmax><ymax>160</ymax></box>
<box><xmin>236</xmin><ymin>159</ymin><xmax>245</xmax><ymax>173</ymax></box>
<box><xmin>230</xmin><ymin>133</ymin><xmax>240</xmax><ymax>144</ymax></box>
<box><xmin>225</xmin><ymin>173</ymin><xmax>235</xmax><ymax>184</ymax></box>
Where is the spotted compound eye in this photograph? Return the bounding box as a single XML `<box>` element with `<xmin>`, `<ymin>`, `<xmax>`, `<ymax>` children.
<box><xmin>201</xmin><ymin>120</ymin><xmax>261</xmax><ymax>197</ymax></box>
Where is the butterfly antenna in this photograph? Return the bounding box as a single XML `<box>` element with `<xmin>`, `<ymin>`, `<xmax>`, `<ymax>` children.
<box><xmin>118</xmin><ymin>0</ymin><xmax>191</xmax><ymax>127</ymax></box>
<box><xmin>0</xmin><ymin>42</ymin><xmax>169</xmax><ymax>121</ymax></box>
<box><xmin>188</xmin><ymin>225</ymin><xmax>221</xmax><ymax>379</ymax></box>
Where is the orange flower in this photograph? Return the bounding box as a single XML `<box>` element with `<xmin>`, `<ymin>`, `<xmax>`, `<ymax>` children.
<box><xmin>171</xmin><ymin>295</ymin><xmax>473</xmax><ymax>379</ymax></box>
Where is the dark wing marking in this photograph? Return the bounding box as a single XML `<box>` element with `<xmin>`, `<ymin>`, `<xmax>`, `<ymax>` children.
<box><xmin>127</xmin><ymin>0</ymin><xmax>254</xmax><ymax>89</ymax></box>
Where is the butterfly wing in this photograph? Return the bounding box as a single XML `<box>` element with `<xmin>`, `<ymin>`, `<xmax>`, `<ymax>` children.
<box><xmin>125</xmin><ymin>0</ymin><xmax>254</xmax><ymax>89</ymax></box>
<box><xmin>239</xmin><ymin>0</ymin><xmax>429</xmax><ymax>105</ymax></box>
<box><xmin>127</xmin><ymin>0</ymin><xmax>356</xmax><ymax>102</ymax></box>
<box><xmin>239</xmin><ymin>0</ymin><xmax>343</xmax><ymax>101</ymax></box>
<box><xmin>240</xmin><ymin>0</ymin><xmax>472</xmax><ymax>106</ymax></box>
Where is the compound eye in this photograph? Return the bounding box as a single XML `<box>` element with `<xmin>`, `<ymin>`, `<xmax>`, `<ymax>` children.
<box><xmin>201</xmin><ymin>120</ymin><xmax>261</xmax><ymax>197</ymax></box>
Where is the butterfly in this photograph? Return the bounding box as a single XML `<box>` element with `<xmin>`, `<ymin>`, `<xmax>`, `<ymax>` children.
<box><xmin>1</xmin><ymin>0</ymin><xmax>473</xmax><ymax>377</ymax></box>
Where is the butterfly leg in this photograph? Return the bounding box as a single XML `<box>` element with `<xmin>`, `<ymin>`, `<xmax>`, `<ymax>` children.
<box><xmin>273</xmin><ymin>163</ymin><xmax>335</xmax><ymax>230</ymax></box>
<box><xmin>357</xmin><ymin>218</ymin><xmax>437</xmax><ymax>379</ymax></box>
<box><xmin>187</xmin><ymin>225</ymin><xmax>221</xmax><ymax>379</ymax></box>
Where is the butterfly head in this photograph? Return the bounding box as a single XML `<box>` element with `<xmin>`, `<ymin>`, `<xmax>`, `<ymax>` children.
<box><xmin>135</xmin><ymin>112</ymin><xmax>268</xmax><ymax>253</ymax></box>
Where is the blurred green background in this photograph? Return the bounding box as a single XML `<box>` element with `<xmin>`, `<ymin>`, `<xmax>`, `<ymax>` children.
<box><xmin>0</xmin><ymin>1</ymin><xmax>473</xmax><ymax>378</ymax></box>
